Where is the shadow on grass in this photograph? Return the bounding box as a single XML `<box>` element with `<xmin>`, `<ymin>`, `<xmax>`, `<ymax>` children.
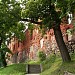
<box><xmin>50</xmin><ymin>60</ymin><xmax>75</xmax><ymax>75</ymax></box>
<box><xmin>41</xmin><ymin>54</ymin><xmax>57</xmax><ymax>71</ymax></box>
<box><xmin>48</xmin><ymin>53</ymin><xmax>75</xmax><ymax>75</ymax></box>
<box><xmin>41</xmin><ymin>54</ymin><xmax>62</xmax><ymax>75</ymax></box>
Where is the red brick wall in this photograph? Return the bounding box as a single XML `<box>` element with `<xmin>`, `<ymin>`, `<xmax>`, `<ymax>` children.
<box><xmin>8</xmin><ymin>24</ymin><xmax>73</xmax><ymax>61</ymax></box>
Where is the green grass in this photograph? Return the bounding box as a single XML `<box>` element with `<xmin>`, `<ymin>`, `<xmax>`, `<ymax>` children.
<box><xmin>0</xmin><ymin>63</ymin><xmax>26</xmax><ymax>75</ymax></box>
<box><xmin>0</xmin><ymin>60</ymin><xmax>40</xmax><ymax>75</ymax></box>
<box><xmin>0</xmin><ymin>53</ymin><xmax>75</xmax><ymax>75</ymax></box>
<box><xmin>26</xmin><ymin>60</ymin><xmax>41</xmax><ymax>65</ymax></box>
<box><xmin>41</xmin><ymin>53</ymin><xmax>75</xmax><ymax>75</ymax></box>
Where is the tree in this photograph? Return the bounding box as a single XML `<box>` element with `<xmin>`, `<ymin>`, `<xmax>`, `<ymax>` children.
<box><xmin>0</xmin><ymin>0</ymin><xmax>25</xmax><ymax>67</ymax></box>
<box><xmin>0</xmin><ymin>0</ymin><xmax>75</xmax><ymax>62</ymax></box>
<box><xmin>0</xmin><ymin>45</ymin><xmax>12</xmax><ymax>67</ymax></box>
<box><xmin>21</xmin><ymin>0</ymin><xmax>75</xmax><ymax>62</ymax></box>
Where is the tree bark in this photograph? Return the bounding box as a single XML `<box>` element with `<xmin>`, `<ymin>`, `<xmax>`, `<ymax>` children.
<box><xmin>0</xmin><ymin>38</ymin><xmax>7</xmax><ymax>67</ymax></box>
<box><xmin>0</xmin><ymin>39</ymin><xmax>2</xmax><ymax>47</ymax></box>
<box><xmin>21</xmin><ymin>19</ymin><xmax>42</xmax><ymax>25</ymax></box>
<box><xmin>53</xmin><ymin>25</ymin><xmax>71</xmax><ymax>62</ymax></box>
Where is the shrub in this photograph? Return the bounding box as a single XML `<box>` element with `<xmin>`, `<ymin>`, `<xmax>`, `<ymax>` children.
<box><xmin>38</xmin><ymin>51</ymin><xmax>46</xmax><ymax>61</ymax></box>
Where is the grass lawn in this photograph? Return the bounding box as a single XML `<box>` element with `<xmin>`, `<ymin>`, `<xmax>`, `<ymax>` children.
<box><xmin>41</xmin><ymin>53</ymin><xmax>75</xmax><ymax>75</ymax></box>
<box><xmin>0</xmin><ymin>63</ymin><xmax>26</xmax><ymax>75</ymax></box>
<box><xmin>0</xmin><ymin>53</ymin><xmax>75</xmax><ymax>75</ymax></box>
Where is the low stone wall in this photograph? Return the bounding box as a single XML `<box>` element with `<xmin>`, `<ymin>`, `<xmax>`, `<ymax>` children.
<box><xmin>26</xmin><ymin>64</ymin><xmax>42</xmax><ymax>74</ymax></box>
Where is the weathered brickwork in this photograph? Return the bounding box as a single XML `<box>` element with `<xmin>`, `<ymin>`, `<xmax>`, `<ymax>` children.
<box><xmin>7</xmin><ymin>24</ymin><xmax>73</xmax><ymax>63</ymax></box>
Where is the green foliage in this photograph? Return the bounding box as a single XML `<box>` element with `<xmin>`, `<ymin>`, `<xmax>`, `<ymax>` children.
<box><xmin>10</xmin><ymin>22</ymin><xmax>25</xmax><ymax>41</ymax></box>
<box><xmin>0</xmin><ymin>0</ymin><xmax>25</xmax><ymax>45</ymax></box>
<box><xmin>28</xmin><ymin>23</ymin><xmax>35</xmax><ymax>30</ymax></box>
<box><xmin>0</xmin><ymin>0</ymin><xmax>75</xmax><ymax>44</ymax></box>
<box><xmin>38</xmin><ymin>51</ymin><xmax>46</xmax><ymax>61</ymax></box>
<box><xmin>24</xmin><ymin>1</ymin><xmax>39</xmax><ymax>20</ymax></box>
<box><xmin>0</xmin><ymin>45</ymin><xmax>12</xmax><ymax>54</ymax></box>
<box><xmin>28</xmin><ymin>23</ymin><xmax>35</xmax><ymax>36</ymax></box>
<box><xmin>23</xmin><ymin>0</ymin><xmax>75</xmax><ymax>29</ymax></box>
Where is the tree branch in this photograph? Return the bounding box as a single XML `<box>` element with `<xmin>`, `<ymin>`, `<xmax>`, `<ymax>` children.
<box><xmin>0</xmin><ymin>38</ymin><xmax>2</xmax><ymax>47</ymax></box>
<box><xmin>21</xmin><ymin>18</ymin><xmax>42</xmax><ymax>25</ymax></box>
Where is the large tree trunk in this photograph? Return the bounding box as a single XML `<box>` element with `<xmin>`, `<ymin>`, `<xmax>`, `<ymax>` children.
<box><xmin>0</xmin><ymin>39</ymin><xmax>2</xmax><ymax>47</ymax></box>
<box><xmin>53</xmin><ymin>25</ymin><xmax>71</xmax><ymax>62</ymax></box>
<box><xmin>0</xmin><ymin>38</ymin><xmax>7</xmax><ymax>67</ymax></box>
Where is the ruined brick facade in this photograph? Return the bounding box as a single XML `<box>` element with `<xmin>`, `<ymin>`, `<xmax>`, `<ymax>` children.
<box><xmin>7</xmin><ymin>23</ymin><xmax>73</xmax><ymax>63</ymax></box>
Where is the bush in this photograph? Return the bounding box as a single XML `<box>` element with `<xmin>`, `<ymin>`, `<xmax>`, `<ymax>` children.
<box><xmin>38</xmin><ymin>51</ymin><xmax>46</xmax><ymax>61</ymax></box>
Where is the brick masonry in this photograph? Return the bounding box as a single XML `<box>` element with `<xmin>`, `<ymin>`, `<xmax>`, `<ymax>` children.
<box><xmin>7</xmin><ymin>23</ymin><xmax>73</xmax><ymax>63</ymax></box>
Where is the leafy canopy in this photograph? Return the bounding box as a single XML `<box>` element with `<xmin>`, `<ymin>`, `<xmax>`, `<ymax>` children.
<box><xmin>0</xmin><ymin>0</ymin><xmax>25</xmax><ymax>44</ymax></box>
<box><xmin>0</xmin><ymin>0</ymin><xmax>75</xmax><ymax>45</ymax></box>
<box><xmin>22</xmin><ymin>0</ymin><xmax>75</xmax><ymax>28</ymax></box>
